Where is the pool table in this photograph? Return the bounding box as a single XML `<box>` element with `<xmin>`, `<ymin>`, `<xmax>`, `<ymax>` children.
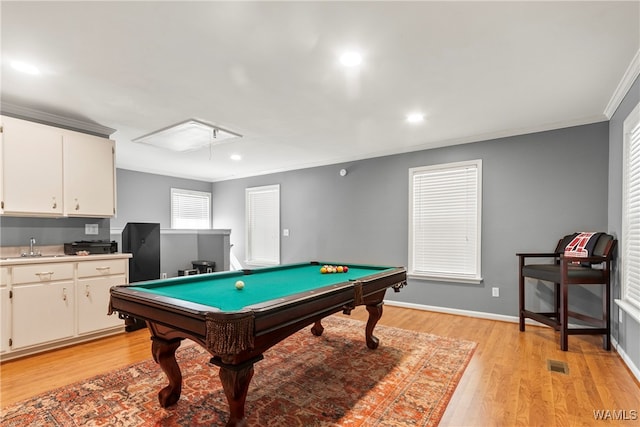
<box><xmin>109</xmin><ymin>261</ymin><xmax>406</xmax><ymax>426</ymax></box>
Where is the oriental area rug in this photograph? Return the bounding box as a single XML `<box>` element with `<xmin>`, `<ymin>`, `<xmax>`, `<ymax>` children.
<box><xmin>1</xmin><ymin>316</ymin><xmax>476</xmax><ymax>427</ymax></box>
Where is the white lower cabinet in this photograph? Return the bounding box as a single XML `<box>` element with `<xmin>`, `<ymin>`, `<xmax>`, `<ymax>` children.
<box><xmin>1</xmin><ymin>255</ymin><xmax>129</xmax><ymax>360</ymax></box>
<box><xmin>77</xmin><ymin>259</ymin><xmax>127</xmax><ymax>334</ymax></box>
<box><xmin>12</xmin><ymin>280</ymin><xmax>75</xmax><ymax>349</ymax></box>
<box><xmin>1</xmin><ymin>267</ymin><xmax>10</xmax><ymax>353</ymax></box>
<box><xmin>11</xmin><ymin>262</ymin><xmax>75</xmax><ymax>349</ymax></box>
<box><xmin>77</xmin><ymin>276</ymin><xmax>124</xmax><ymax>334</ymax></box>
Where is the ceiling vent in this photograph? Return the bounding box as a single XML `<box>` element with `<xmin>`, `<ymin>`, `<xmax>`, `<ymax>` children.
<box><xmin>133</xmin><ymin>119</ymin><xmax>241</xmax><ymax>152</ymax></box>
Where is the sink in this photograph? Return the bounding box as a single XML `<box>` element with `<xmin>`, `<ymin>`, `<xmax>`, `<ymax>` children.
<box><xmin>1</xmin><ymin>254</ymin><xmax>68</xmax><ymax>260</ymax></box>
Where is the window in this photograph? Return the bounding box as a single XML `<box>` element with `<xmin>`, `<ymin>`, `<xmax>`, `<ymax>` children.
<box><xmin>620</xmin><ymin>102</ymin><xmax>640</xmax><ymax>316</ymax></box>
<box><xmin>408</xmin><ymin>160</ymin><xmax>482</xmax><ymax>283</ymax></box>
<box><xmin>170</xmin><ymin>188</ymin><xmax>211</xmax><ymax>229</ymax></box>
<box><xmin>246</xmin><ymin>184</ymin><xmax>280</xmax><ymax>266</ymax></box>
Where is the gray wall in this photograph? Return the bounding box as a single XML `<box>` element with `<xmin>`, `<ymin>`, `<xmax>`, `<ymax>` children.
<box><xmin>112</xmin><ymin>169</ymin><xmax>212</xmax><ymax>229</ymax></box>
<box><xmin>608</xmin><ymin>75</ymin><xmax>640</xmax><ymax>375</ymax></box>
<box><xmin>212</xmin><ymin>122</ymin><xmax>610</xmax><ymax>317</ymax></box>
<box><xmin>112</xmin><ymin>169</ymin><xmax>230</xmax><ymax>276</ymax></box>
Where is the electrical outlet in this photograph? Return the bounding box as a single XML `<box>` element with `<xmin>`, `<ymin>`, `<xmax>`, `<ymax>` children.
<box><xmin>161</xmin><ymin>272</ymin><xmax>168</xmax><ymax>279</ymax></box>
<box><xmin>492</xmin><ymin>287</ymin><xmax>499</xmax><ymax>297</ymax></box>
<box><xmin>85</xmin><ymin>224</ymin><xmax>99</xmax><ymax>235</ymax></box>
<box><xmin>283</xmin><ymin>229</ymin><xmax>290</xmax><ymax>237</ymax></box>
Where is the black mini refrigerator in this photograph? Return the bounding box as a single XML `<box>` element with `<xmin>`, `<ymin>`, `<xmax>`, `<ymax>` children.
<box><xmin>123</xmin><ymin>222</ymin><xmax>160</xmax><ymax>282</ymax></box>
<box><xmin>122</xmin><ymin>222</ymin><xmax>160</xmax><ymax>331</ymax></box>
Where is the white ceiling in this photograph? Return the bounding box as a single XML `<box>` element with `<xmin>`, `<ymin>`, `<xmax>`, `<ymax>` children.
<box><xmin>2</xmin><ymin>1</ymin><xmax>639</xmax><ymax>182</ymax></box>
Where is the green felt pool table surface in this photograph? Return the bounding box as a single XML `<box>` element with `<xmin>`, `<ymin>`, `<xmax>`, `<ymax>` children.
<box><xmin>127</xmin><ymin>262</ymin><xmax>395</xmax><ymax>312</ymax></box>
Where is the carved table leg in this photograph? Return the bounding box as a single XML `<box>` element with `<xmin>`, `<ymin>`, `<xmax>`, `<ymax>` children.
<box><xmin>365</xmin><ymin>302</ymin><xmax>383</xmax><ymax>349</ymax></box>
<box><xmin>218</xmin><ymin>362</ymin><xmax>255</xmax><ymax>427</ymax></box>
<box><xmin>151</xmin><ymin>337</ymin><xmax>183</xmax><ymax>407</ymax></box>
<box><xmin>311</xmin><ymin>319</ymin><xmax>324</xmax><ymax>336</ymax></box>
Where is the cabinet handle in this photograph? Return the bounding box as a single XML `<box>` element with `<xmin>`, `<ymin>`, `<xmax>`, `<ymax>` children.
<box><xmin>35</xmin><ymin>272</ymin><xmax>54</xmax><ymax>280</ymax></box>
<box><xmin>52</xmin><ymin>197</ymin><xmax>57</xmax><ymax>209</ymax></box>
<box><xmin>62</xmin><ymin>287</ymin><xmax>67</xmax><ymax>301</ymax></box>
<box><xmin>95</xmin><ymin>266</ymin><xmax>111</xmax><ymax>274</ymax></box>
<box><xmin>85</xmin><ymin>285</ymin><xmax>91</xmax><ymax>297</ymax></box>
<box><xmin>74</xmin><ymin>198</ymin><xmax>79</xmax><ymax>211</ymax></box>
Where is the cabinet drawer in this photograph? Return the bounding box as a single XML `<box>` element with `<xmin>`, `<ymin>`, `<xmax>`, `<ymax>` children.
<box><xmin>12</xmin><ymin>263</ymin><xmax>73</xmax><ymax>284</ymax></box>
<box><xmin>77</xmin><ymin>259</ymin><xmax>126</xmax><ymax>278</ymax></box>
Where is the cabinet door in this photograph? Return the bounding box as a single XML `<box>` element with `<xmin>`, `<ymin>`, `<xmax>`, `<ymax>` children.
<box><xmin>77</xmin><ymin>275</ymin><xmax>124</xmax><ymax>334</ymax></box>
<box><xmin>0</xmin><ymin>287</ymin><xmax>9</xmax><ymax>353</ymax></box>
<box><xmin>0</xmin><ymin>122</ymin><xmax>4</xmax><ymax>214</ymax></box>
<box><xmin>12</xmin><ymin>280</ymin><xmax>74</xmax><ymax>349</ymax></box>
<box><xmin>1</xmin><ymin>116</ymin><xmax>63</xmax><ymax>215</ymax></box>
<box><xmin>63</xmin><ymin>131</ymin><xmax>115</xmax><ymax>217</ymax></box>
<box><xmin>0</xmin><ymin>267</ymin><xmax>10</xmax><ymax>353</ymax></box>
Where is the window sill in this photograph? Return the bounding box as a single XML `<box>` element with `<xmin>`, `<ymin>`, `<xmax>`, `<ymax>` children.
<box><xmin>615</xmin><ymin>299</ymin><xmax>640</xmax><ymax>325</ymax></box>
<box><xmin>408</xmin><ymin>273</ymin><xmax>483</xmax><ymax>285</ymax></box>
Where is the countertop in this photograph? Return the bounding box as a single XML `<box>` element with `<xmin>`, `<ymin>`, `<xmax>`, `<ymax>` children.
<box><xmin>0</xmin><ymin>252</ymin><xmax>132</xmax><ymax>266</ymax></box>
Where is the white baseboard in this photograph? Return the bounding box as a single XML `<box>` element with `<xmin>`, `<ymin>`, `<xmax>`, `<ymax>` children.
<box><xmin>384</xmin><ymin>300</ymin><xmax>524</xmax><ymax>324</ymax></box>
<box><xmin>611</xmin><ymin>336</ymin><xmax>640</xmax><ymax>384</ymax></box>
<box><xmin>385</xmin><ymin>300</ymin><xmax>640</xmax><ymax>384</ymax></box>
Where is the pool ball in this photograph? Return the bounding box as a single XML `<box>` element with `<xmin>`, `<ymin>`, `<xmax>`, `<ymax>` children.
<box><xmin>235</xmin><ymin>280</ymin><xmax>245</xmax><ymax>290</ymax></box>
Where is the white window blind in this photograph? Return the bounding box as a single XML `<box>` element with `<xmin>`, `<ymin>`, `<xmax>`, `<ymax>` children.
<box><xmin>170</xmin><ymin>188</ymin><xmax>211</xmax><ymax>229</ymax></box>
<box><xmin>408</xmin><ymin>160</ymin><xmax>482</xmax><ymax>283</ymax></box>
<box><xmin>622</xmin><ymin>102</ymin><xmax>640</xmax><ymax>311</ymax></box>
<box><xmin>246</xmin><ymin>184</ymin><xmax>280</xmax><ymax>266</ymax></box>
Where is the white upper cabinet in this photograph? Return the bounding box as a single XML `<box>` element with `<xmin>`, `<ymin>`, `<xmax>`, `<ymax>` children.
<box><xmin>1</xmin><ymin>115</ymin><xmax>64</xmax><ymax>215</ymax></box>
<box><xmin>63</xmin><ymin>130</ymin><xmax>116</xmax><ymax>217</ymax></box>
<box><xmin>0</xmin><ymin>115</ymin><xmax>115</xmax><ymax>217</ymax></box>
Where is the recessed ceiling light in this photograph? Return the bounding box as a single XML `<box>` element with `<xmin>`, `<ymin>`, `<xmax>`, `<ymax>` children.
<box><xmin>406</xmin><ymin>113</ymin><xmax>425</xmax><ymax>123</ymax></box>
<box><xmin>340</xmin><ymin>51</ymin><xmax>362</xmax><ymax>67</ymax></box>
<box><xmin>230</xmin><ymin>154</ymin><xmax>242</xmax><ymax>161</ymax></box>
<box><xmin>11</xmin><ymin>60</ymin><xmax>40</xmax><ymax>75</ymax></box>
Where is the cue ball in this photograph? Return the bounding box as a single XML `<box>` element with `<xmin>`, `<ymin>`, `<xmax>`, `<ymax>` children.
<box><xmin>235</xmin><ymin>280</ymin><xmax>245</xmax><ymax>290</ymax></box>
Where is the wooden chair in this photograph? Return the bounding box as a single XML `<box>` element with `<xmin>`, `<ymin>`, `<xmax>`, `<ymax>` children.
<box><xmin>517</xmin><ymin>233</ymin><xmax>617</xmax><ymax>351</ymax></box>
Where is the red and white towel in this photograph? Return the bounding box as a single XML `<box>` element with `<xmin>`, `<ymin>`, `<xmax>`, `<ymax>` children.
<box><xmin>564</xmin><ymin>232</ymin><xmax>603</xmax><ymax>263</ymax></box>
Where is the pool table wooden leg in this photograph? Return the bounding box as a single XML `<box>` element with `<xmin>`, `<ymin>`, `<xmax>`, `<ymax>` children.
<box><xmin>365</xmin><ymin>302</ymin><xmax>383</xmax><ymax>349</ymax></box>
<box><xmin>151</xmin><ymin>337</ymin><xmax>183</xmax><ymax>408</ymax></box>
<box><xmin>219</xmin><ymin>362</ymin><xmax>255</xmax><ymax>427</ymax></box>
<box><xmin>310</xmin><ymin>320</ymin><xmax>324</xmax><ymax>336</ymax></box>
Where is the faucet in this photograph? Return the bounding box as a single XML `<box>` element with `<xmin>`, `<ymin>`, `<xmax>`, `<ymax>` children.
<box><xmin>20</xmin><ymin>237</ymin><xmax>41</xmax><ymax>257</ymax></box>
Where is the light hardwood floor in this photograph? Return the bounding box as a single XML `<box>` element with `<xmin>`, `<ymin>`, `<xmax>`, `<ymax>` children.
<box><xmin>1</xmin><ymin>306</ymin><xmax>639</xmax><ymax>426</ymax></box>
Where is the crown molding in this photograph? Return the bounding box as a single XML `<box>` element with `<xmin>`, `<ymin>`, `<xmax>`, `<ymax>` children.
<box><xmin>604</xmin><ymin>49</ymin><xmax>640</xmax><ymax>119</ymax></box>
<box><xmin>0</xmin><ymin>103</ymin><xmax>116</xmax><ymax>137</ymax></box>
